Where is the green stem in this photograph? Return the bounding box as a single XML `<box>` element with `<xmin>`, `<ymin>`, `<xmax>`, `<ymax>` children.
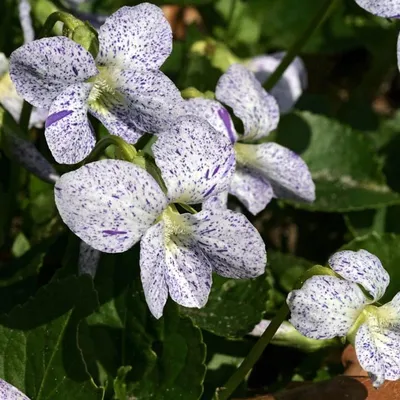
<box><xmin>85</xmin><ymin>135</ymin><xmax>137</xmax><ymax>164</ymax></box>
<box><xmin>264</xmin><ymin>0</ymin><xmax>339</xmax><ymax>91</ymax></box>
<box><xmin>19</xmin><ymin>101</ymin><xmax>32</xmax><ymax>132</ymax></box>
<box><xmin>215</xmin><ymin>304</ymin><xmax>289</xmax><ymax>400</ymax></box>
<box><xmin>39</xmin><ymin>11</ymin><xmax>82</xmax><ymax>38</ymax></box>
<box><xmin>178</xmin><ymin>203</ymin><xmax>197</xmax><ymax>214</ymax></box>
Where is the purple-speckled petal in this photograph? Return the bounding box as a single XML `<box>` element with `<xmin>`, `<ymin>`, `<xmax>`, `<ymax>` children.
<box><xmin>88</xmin><ymin>104</ymin><xmax>145</xmax><ymax>144</ymax></box>
<box><xmin>0</xmin><ymin>379</ymin><xmax>30</xmax><ymax>399</ymax></box>
<box><xmin>188</xmin><ymin>209</ymin><xmax>266</xmax><ymax>278</ymax></box>
<box><xmin>236</xmin><ymin>142</ymin><xmax>315</xmax><ymax>203</ymax></box>
<box><xmin>180</xmin><ymin>98</ymin><xmax>238</xmax><ymax>143</ymax></box>
<box><xmin>164</xmin><ymin>228</ymin><xmax>212</xmax><ymax>310</ymax></box>
<box><xmin>246</xmin><ymin>52</ymin><xmax>307</xmax><ymax>114</ymax></box>
<box><xmin>79</xmin><ymin>241</ymin><xmax>101</xmax><ymax>278</ymax></box>
<box><xmin>355</xmin><ymin>295</ymin><xmax>400</xmax><ymax>389</ymax></box>
<box><xmin>328</xmin><ymin>250</ymin><xmax>389</xmax><ymax>303</ymax></box>
<box><xmin>140</xmin><ymin>221</ymin><xmax>168</xmax><ymax>319</ymax></box>
<box><xmin>153</xmin><ymin>115</ymin><xmax>236</xmax><ymax>204</ymax></box>
<box><xmin>54</xmin><ymin>160</ymin><xmax>168</xmax><ymax>253</ymax></box>
<box><xmin>3</xmin><ymin>131</ymin><xmax>58</xmax><ymax>183</ymax></box>
<box><xmin>45</xmin><ymin>83</ymin><xmax>95</xmax><ymax>164</ymax></box>
<box><xmin>112</xmin><ymin>68</ymin><xmax>184</xmax><ymax>134</ymax></box>
<box><xmin>202</xmin><ymin>191</ymin><xmax>228</xmax><ymax>212</ymax></box>
<box><xmin>287</xmin><ymin>276</ymin><xmax>367</xmax><ymax>339</ymax></box>
<box><xmin>216</xmin><ymin>64</ymin><xmax>280</xmax><ymax>141</ymax></box>
<box><xmin>355</xmin><ymin>0</ymin><xmax>400</xmax><ymax>18</ymax></box>
<box><xmin>229</xmin><ymin>167</ymin><xmax>274</xmax><ymax>215</ymax></box>
<box><xmin>9</xmin><ymin>37</ymin><xmax>98</xmax><ymax>109</ymax></box>
<box><xmin>96</xmin><ymin>4</ymin><xmax>172</xmax><ymax>69</ymax></box>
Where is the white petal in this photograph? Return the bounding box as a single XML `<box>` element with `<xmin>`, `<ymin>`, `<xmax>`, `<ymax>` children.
<box><xmin>246</xmin><ymin>52</ymin><xmax>307</xmax><ymax>114</ymax></box>
<box><xmin>10</xmin><ymin>37</ymin><xmax>98</xmax><ymax>108</ymax></box>
<box><xmin>355</xmin><ymin>0</ymin><xmax>400</xmax><ymax>17</ymax></box>
<box><xmin>189</xmin><ymin>209</ymin><xmax>266</xmax><ymax>278</ymax></box>
<box><xmin>153</xmin><ymin>115</ymin><xmax>235</xmax><ymax>204</ymax></box>
<box><xmin>355</xmin><ymin>318</ymin><xmax>400</xmax><ymax>388</ymax></box>
<box><xmin>215</xmin><ymin>64</ymin><xmax>279</xmax><ymax>141</ymax></box>
<box><xmin>18</xmin><ymin>0</ymin><xmax>34</xmax><ymax>44</ymax></box>
<box><xmin>237</xmin><ymin>142</ymin><xmax>315</xmax><ymax>203</ymax></box>
<box><xmin>5</xmin><ymin>134</ymin><xmax>59</xmax><ymax>184</ymax></box>
<box><xmin>109</xmin><ymin>68</ymin><xmax>183</xmax><ymax>134</ymax></box>
<box><xmin>287</xmin><ymin>276</ymin><xmax>367</xmax><ymax>339</ymax></box>
<box><xmin>202</xmin><ymin>191</ymin><xmax>228</xmax><ymax>212</ymax></box>
<box><xmin>0</xmin><ymin>53</ymin><xmax>9</xmax><ymax>76</ymax></box>
<box><xmin>0</xmin><ymin>379</ymin><xmax>30</xmax><ymax>399</ymax></box>
<box><xmin>78</xmin><ymin>241</ymin><xmax>101</xmax><ymax>278</ymax></box>
<box><xmin>88</xmin><ymin>103</ymin><xmax>144</xmax><ymax>144</ymax></box>
<box><xmin>328</xmin><ymin>250</ymin><xmax>389</xmax><ymax>303</ymax></box>
<box><xmin>54</xmin><ymin>160</ymin><xmax>168</xmax><ymax>253</ymax></box>
<box><xmin>229</xmin><ymin>167</ymin><xmax>273</xmax><ymax>215</ymax></box>
<box><xmin>181</xmin><ymin>98</ymin><xmax>238</xmax><ymax>143</ymax></box>
<box><xmin>97</xmin><ymin>4</ymin><xmax>172</xmax><ymax>69</ymax></box>
<box><xmin>45</xmin><ymin>83</ymin><xmax>95</xmax><ymax>164</ymax></box>
<box><xmin>164</xmin><ymin>233</ymin><xmax>212</xmax><ymax>309</ymax></box>
<box><xmin>140</xmin><ymin>221</ymin><xmax>168</xmax><ymax>319</ymax></box>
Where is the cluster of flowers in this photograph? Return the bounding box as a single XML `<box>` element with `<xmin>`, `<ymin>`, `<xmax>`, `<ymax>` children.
<box><xmin>8</xmin><ymin>3</ymin><xmax>315</xmax><ymax>319</ymax></box>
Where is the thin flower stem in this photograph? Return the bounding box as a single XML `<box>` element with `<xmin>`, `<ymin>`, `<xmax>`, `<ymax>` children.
<box><xmin>19</xmin><ymin>100</ymin><xmax>32</xmax><ymax>132</ymax></box>
<box><xmin>263</xmin><ymin>0</ymin><xmax>340</xmax><ymax>92</ymax></box>
<box><xmin>85</xmin><ymin>135</ymin><xmax>137</xmax><ymax>164</ymax></box>
<box><xmin>39</xmin><ymin>11</ymin><xmax>82</xmax><ymax>38</ymax></box>
<box><xmin>215</xmin><ymin>303</ymin><xmax>289</xmax><ymax>400</ymax></box>
<box><xmin>178</xmin><ymin>203</ymin><xmax>197</xmax><ymax>214</ymax></box>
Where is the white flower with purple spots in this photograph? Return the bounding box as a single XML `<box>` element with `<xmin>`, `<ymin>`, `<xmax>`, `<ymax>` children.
<box><xmin>9</xmin><ymin>3</ymin><xmax>183</xmax><ymax>164</ymax></box>
<box><xmin>0</xmin><ymin>379</ymin><xmax>29</xmax><ymax>399</ymax></box>
<box><xmin>246</xmin><ymin>52</ymin><xmax>307</xmax><ymax>114</ymax></box>
<box><xmin>182</xmin><ymin>64</ymin><xmax>315</xmax><ymax>215</ymax></box>
<box><xmin>287</xmin><ymin>249</ymin><xmax>400</xmax><ymax>388</ymax></box>
<box><xmin>354</xmin><ymin>0</ymin><xmax>400</xmax><ymax>18</ymax></box>
<box><xmin>54</xmin><ymin>115</ymin><xmax>266</xmax><ymax>318</ymax></box>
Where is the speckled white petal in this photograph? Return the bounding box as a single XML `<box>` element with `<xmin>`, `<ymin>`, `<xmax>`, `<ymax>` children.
<box><xmin>6</xmin><ymin>134</ymin><xmax>59</xmax><ymax>184</ymax></box>
<box><xmin>164</xmin><ymin>234</ymin><xmax>212</xmax><ymax>309</ymax></box>
<box><xmin>54</xmin><ymin>160</ymin><xmax>168</xmax><ymax>253</ymax></box>
<box><xmin>246</xmin><ymin>53</ymin><xmax>307</xmax><ymax>114</ymax></box>
<box><xmin>355</xmin><ymin>318</ymin><xmax>400</xmax><ymax>388</ymax></box>
<box><xmin>202</xmin><ymin>191</ymin><xmax>228</xmax><ymax>211</ymax></box>
<box><xmin>189</xmin><ymin>209</ymin><xmax>266</xmax><ymax>278</ymax></box>
<box><xmin>45</xmin><ymin>83</ymin><xmax>95</xmax><ymax>164</ymax></box>
<box><xmin>328</xmin><ymin>250</ymin><xmax>389</xmax><ymax>303</ymax></box>
<box><xmin>18</xmin><ymin>0</ymin><xmax>34</xmax><ymax>44</ymax></box>
<box><xmin>238</xmin><ymin>142</ymin><xmax>315</xmax><ymax>203</ymax></box>
<box><xmin>114</xmin><ymin>68</ymin><xmax>184</xmax><ymax>134</ymax></box>
<box><xmin>78</xmin><ymin>241</ymin><xmax>101</xmax><ymax>278</ymax></box>
<box><xmin>140</xmin><ymin>221</ymin><xmax>168</xmax><ymax>319</ymax></box>
<box><xmin>355</xmin><ymin>0</ymin><xmax>400</xmax><ymax>17</ymax></box>
<box><xmin>229</xmin><ymin>167</ymin><xmax>274</xmax><ymax>215</ymax></box>
<box><xmin>89</xmin><ymin>103</ymin><xmax>145</xmax><ymax>144</ymax></box>
<box><xmin>153</xmin><ymin>115</ymin><xmax>235</xmax><ymax>204</ymax></box>
<box><xmin>10</xmin><ymin>37</ymin><xmax>98</xmax><ymax>109</ymax></box>
<box><xmin>0</xmin><ymin>53</ymin><xmax>8</xmax><ymax>76</ymax></box>
<box><xmin>287</xmin><ymin>276</ymin><xmax>367</xmax><ymax>339</ymax></box>
<box><xmin>0</xmin><ymin>380</ymin><xmax>29</xmax><ymax>399</ymax></box>
<box><xmin>215</xmin><ymin>64</ymin><xmax>279</xmax><ymax>141</ymax></box>
<box><xmin>97</xmin><ymin>4</ymin><xmax>172</xmax><ymax>69</ymax></box>
<box><xmin>181</xmin><ymin>98</ymin><xmax>238</xmax><ymax>143</ymax></box>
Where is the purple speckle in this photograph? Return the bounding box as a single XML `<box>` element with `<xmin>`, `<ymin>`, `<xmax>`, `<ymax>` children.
<box><xmin>218</xmin><ymin>108</ymin><xmax>236</xmax><ymax>144</ymax></box>
<box><xmin>212</xmin><ymin>165</ymin><xmax>220</xmax><ymax>176</ymax></box>
<box><xmin>204</xmin><ymin>184</ymin><xmax>217</xmax><ymax>197</ymax></box>
<box><xmin>103</xmin><ymin>230</ymin><xmax>128</xmax><ymax>235</ymax></box>
<box><xmin>45</xmin><ymin>110</ymin><xmax>73</xmax><ymax>128</ymax></box>
<box><xmin>72</xmin><ymin>66</ymin><xmax>78</xmax><ymax>75</ymax></box>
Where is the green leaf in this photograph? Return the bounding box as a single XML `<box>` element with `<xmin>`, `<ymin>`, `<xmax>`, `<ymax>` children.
<box><xmin>276</xmin><ymin>112</ymin><xmax>400</xmax><ymax>212</ymax></box>
<box><xmin>180</xmin><ymin>272</ymin><xmax>270</xmax><ymax>338</ymax></box>
<box><xmin>0</xmin><ymin>275</ymin><xmax>104</xmax><ymax>399</ymax></box>
<box><xmin>268</xmin><ymin>250</ymin><xmax>313</xmax><ymax>293</ymax></box>
<box><xmin>340</xmin><ymin>232</ymin><xmax>400</xmax><ymax>303</ymax></box>
<box><xmin>82</xmin><ymin>247</ymin><xmax>206</xmax><ymax>400</ymax></box>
